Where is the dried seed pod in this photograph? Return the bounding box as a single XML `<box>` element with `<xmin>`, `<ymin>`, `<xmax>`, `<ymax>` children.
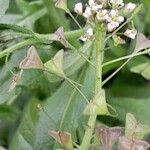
<box><xmin>119</xmin><ymin>136</ymin><xmax>150</xmax><ymax>150</ymax></box>
<box><xmin>95</xmin><ymin>127</ymin><xmax>122</xmax><ymax>150</ymax></box>
<box><xmin>19</xmin><ymin>46</ymin><xmax>44</xmax><ymax>70</ymax></box>
<box><xmin>49</xmin><ymin>130</ymin><xmax>73</xmax><ymax>150</ymax></box>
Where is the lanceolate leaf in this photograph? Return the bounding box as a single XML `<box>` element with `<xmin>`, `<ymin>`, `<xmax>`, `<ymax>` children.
<box><xmin>34</xmin><ymin>64</ymin><xmax>95</xmax><ymax>150</ymax></box>
<box><xmin>9</xmin><ymin>98</ymin><xmax>40</xmax><ymax>150</ymax></box>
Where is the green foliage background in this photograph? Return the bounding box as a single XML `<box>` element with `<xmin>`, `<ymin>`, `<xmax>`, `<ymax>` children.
<box><xmin>0</xmin><ymin>0</ymin><xmax>150</xmax><ymax>149</ymax></box>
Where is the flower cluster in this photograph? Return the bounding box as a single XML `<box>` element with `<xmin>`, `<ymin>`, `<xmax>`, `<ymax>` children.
<box><xmin>74</xmin><ymin>0</ymin><xmax>137</xmax><ymax>42</ymax></box>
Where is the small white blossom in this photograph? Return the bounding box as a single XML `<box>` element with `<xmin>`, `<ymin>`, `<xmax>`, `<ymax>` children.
<box><xmin>74</xmin><ymin>3</ymin><xmax>83</xmax><ymax>15</ymax></box>
<box><xmin>124</xmin><ymin>29</ymin><xmax>137</xmax><ymax>39</ymax></box>
<box><xmin>107</xmin><ymin>10</ymin><xmax>124</xmax><ymax>25</ymax></box>
<box><xmin>96</xmin><ymin>9</ymin><xmax>109</xmax><ymax>21</ymax></box>
<box><xmin>86</xmin><ymin>28</ymin><xmax>93</xmax><ymax>36</ymax></box>
<box><xmin>107</xmin><ymin>21</ymin><xmax>119</xmax><ymax>32</ymax></box>
<box><xmin>88</xmin><ymin>0</ymin><xmax>95</xmax><ymax>6</ymax></box>
<box><xmin>80</xmin><ymin>28</ymin><xmax>94</xmax><ymax>42</ymax></box>
<box><xmin>110</xmin><ymin>9</ymin><xmax>118</xmax><ymax>18</ymax></box>
<box><xmin>117</xmin><ymin>16</ymin><xmax>124</xmax><ymax>23</ymax></box>
<box><xmin>124</xmin><ymin>2</ymin><xmax>136</xmax><ymax>14</ymax></box>
<box><xmin>91</xmin><ymin>4</ymin><xmax>103</xmax><ymax>12</ymax></box>
<box><xmin>83</xmin><ymin>7</ymin><xmax>92</xmax><ymax>19</ymax></box>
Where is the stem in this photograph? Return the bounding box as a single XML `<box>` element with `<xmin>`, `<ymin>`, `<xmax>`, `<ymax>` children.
<box><xmin>0</xmin><ymin>29</ymin><xmax>84</xmax><ymax>59</ymax></box>
<box><xmin>66</xmin><ymin>9</ymin><xmax>82</xmax><ymax>29</ymax></box>
<box><xmin>102</xmin><ymin>49</ymin><xmax>150</xmax><ymax>67</ymax></box>
<box><xmin>0</xmin><ymin>38</ymin><xmax>38</xmax><ymax>59</ymax></box>
<box><xmin>80</xmin><ymin>24</ymin><xmax>106</xmax><ymax>150</ymax></box>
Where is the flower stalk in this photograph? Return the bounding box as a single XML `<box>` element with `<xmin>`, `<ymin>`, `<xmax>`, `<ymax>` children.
<box><xmin>80</xmin><ymin>24</ymin><xmax>106</xmax><ymax>150</ymax></box>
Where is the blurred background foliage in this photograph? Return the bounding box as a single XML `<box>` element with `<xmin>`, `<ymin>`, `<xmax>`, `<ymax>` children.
<box><xmin>0</xmin><ymin>0</ymin><xmax>150</xmax><ymax>149</ymax></box>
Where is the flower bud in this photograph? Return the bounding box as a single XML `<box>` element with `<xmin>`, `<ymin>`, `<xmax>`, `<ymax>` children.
<box><xmin>124</xmin><ymin>2</ymin><xmax>136</xmax><ymax>15</ymax></box>
<box><xmin>88</xmin><ymin>0</ymin><xmax>95</xmax><ymax>6</ymax></box>
<box><xmin>107</xmin><ymin>21</ymin><xmax>119</xmax><ymax>32</ymax></box>
<box><xmin>74</xmin><ymin>2</ymin><xmax>83</xmax><ymax>15</ymax></box>
<box><xmin>124</xmin><ymin>29</ymin><xmax>137</xmax><ymax>39</ymax></box>
<box><xmin>86</xmin><ymin>28</ymin><xmax>93</xmax><ymax>37</ymax></box>
<box><xmin>83</xmin><ymin>7</ymin><xmax>92</xmax><ymax>19</ymax></box>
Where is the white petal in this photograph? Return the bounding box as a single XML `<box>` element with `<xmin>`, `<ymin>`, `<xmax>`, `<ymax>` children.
<box><xmin>74</xmin><ymin>3</ymin><xmax>83</xmax><ymax>15</ymax></box>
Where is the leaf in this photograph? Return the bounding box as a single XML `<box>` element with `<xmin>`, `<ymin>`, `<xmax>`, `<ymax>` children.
<box><xmin>83</xmin><ymin>89</ymin><xmax>109</xmax><ymax>116</ymax></box>
<box><xmin>129</xmin><ymin>56</ymin><xmax>150</xmax><ymax>80</ymax></box>
<box><xmin>0</xmin><ymin>0</ymin><xmax>9</xmax><ymax>18</ymax></box>
<box><xmin>109</xmin><ymin>97</ymin><xmax>150</xmax><ymax>124</ymax></box>
<box><xmin>34</xmin><ymin>64</ymin><xmax>95</xmax><ymax>150</ymax></box>
<box><xmin>0</xmin><ymin>105</ymin><xmax>19</xmax><ymax>122</ymax></box>
<box><xmin>134</xmin><ymin>33</ymin><xmax>150</xmax><ymax>52</ymax></box>
<box><xmin>119</xmin><ymin>136</ymin><xmax>150</xmax><ymax>150</ymax></box>
<box><xmin>19</xmin><ymin>46</ymin><xmax>44</xmax><ymax>70</ymax></box>
<box><xmin>9</xmin><ymin>98</ymin><xmax>40</xmax><ymax>150</ymax></box>
<box><xmin>125</xmin><ymin>113</ymin><xmax>149</xmax><ymax>140</ymax></box>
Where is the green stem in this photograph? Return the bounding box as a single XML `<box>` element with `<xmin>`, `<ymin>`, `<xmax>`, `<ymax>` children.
<box><xmin>0</xmin><ymin>29</ymin><xmax>84</xmax><ymax>59</ymax></box>
<box><xmin>80</xmin><ymin>24</ymin><xmax>106</xmax><ymax>150</ymax></box>
<box><xmin>102</xmin><ymin>49</ymin><xmax>150</xmax><ymax>67</ymax></box>
<box><xmin>0</xmin><ymin>38</ymin><xmax>38</xmax><ymax>59</ymax></box>
<box><xmin>66</xmin><ymin>9</ymin><xmax>82</xmax><ymax>29</ymax></box>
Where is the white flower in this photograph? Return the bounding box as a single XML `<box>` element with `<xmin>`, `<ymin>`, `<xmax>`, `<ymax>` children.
<box><xmin>83</xmin><ymin>7</ymin><xmax>92</xmax><ymax>18</ymax></box>
<box><xmin>107</xmin><ymin>21</ymin><xmax>119</xmax><ymax>32</ymax></box>
<box><xmin>125</xmin><ymin>3</ymin><xmax>136</xmax><ymax>13</ymax></box>
<box><xmin>86</xmin><ymin>28</ymin><xmax>93</xmax><ymax>36</ymax></box>
<box><xmin>74</xmin><ymin>3</ymin><xmax>83</xmax><ymax>15</ymax></box>
<box><xmin>110</xmin><ymin>9</ymin><xmax>118</xmax><ymax>18</ymax></box>
<box><xmin>117</xmin><ymin>16</ymin><xmax>124</xmax><ymax>23</ymax></box>
<box><xmin>91</xmin><ymin>4</ymin><xmax>103</xmax><ymax>12</ymax></box>
<box><xmin>96</xmin><ymin>9</ymin><xmax>109</xmax><ymax>21</ymax></box>
<box><xmin>88</xmin><ymin>0</ymin><xmax>95</xmax><ymax>6</ymax></box>
<box><xmin>107</xmin><ymin>10</ymin><xmax>124</xmax><ymax>24</ymax></box>
<box><xmin>124</xmin><ymin>29</ymin><xmax>137</xmax><ymax>39</ymax></box>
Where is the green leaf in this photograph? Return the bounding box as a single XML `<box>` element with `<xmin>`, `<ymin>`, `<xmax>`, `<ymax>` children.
<box><xmin>109</xmin><ymin>97</ymin><xmax>150</xmax><ymax>124</ymax></box>
<box><xmin>34</xmin><ymin>64</ymin><xmax>95</xmax><ymax>150</ymax></box>
<box><xmin>0</xmin><ymin>0</ymin><xmax>9</xmax><ymax>18</ymax></box>
<box><xmin>9</xmin><ymin>98</ymin><xmax>40</xmax><ymax>150</ymax></box>
<box><xmin>128</xmin><ymin>56</ymin><xmax>150</xmax><ymax>80</ymax></box>
<box><xmin>0</xmin><ymin>105</ymin><xmax>19</xmax><ymax>122</ymax></box>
